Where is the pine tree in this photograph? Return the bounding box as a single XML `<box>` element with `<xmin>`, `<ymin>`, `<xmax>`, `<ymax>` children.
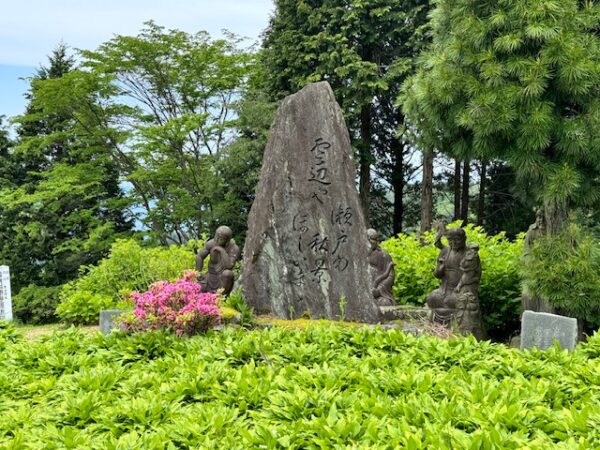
<box><xmin>402</xmin><ymin>0</ymin><xmax>600</xmax><ymax>234</ymax></box>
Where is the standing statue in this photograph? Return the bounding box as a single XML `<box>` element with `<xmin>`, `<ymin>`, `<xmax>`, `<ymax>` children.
<box><xmin>196</xmin><ymin>226</ymin><xmax>240</xmax><ymax>296</ymax></box>
<box><xmin>367</xmin><ymin>229</ymin><xmax>396</xmax><ymax>305</ymax></box>
<box><xmin>524</xmin><ymin>209</ymin><xmax>546</xmax><ymax>256</ymax></box>
<box><xmin>454</xmin><ymin>243</ymin><xmax>485</xmax><ymax>339</ymax></box>
<box><xmin>521</xmin><ymin>209</ymin><xmax>554</xmax><ymax>313</ymax></box>
<box><xmin>426</xmin><ymin>223</ymin><xmax>485</xmax><ymax>338</ymax></box>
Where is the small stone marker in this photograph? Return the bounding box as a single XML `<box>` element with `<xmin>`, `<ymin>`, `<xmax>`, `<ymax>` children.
<box><xmin>99</xmin><ymin>309</ymin><xmax>125</xmax><ymax>334</ymax></box>
<box><xmin>240</xmin><ymin>81</ymin><xmax>383</xmax><ymax>323</ymax></box>
<box><xmin>0</xmin><ymin>266</ymin><xmax>12</xmax><ymax>321</ymax></box>
<box><xmin>520</xmin><ymin>311</ymin><xmax>578</xmax><ymax>351</ymax></box>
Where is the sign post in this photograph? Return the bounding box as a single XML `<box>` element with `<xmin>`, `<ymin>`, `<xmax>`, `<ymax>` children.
<box><xmin>0</xmin><ymin>266</ymin><xmax>13</xmax><ymax>321</ymax></box>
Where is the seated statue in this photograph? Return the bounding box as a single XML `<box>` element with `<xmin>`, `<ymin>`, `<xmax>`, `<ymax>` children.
<box><xmin>367</xmin><ymin>228</ymin><xmax>396</xmax><ymax>305</ymax></box>
<box><xmin>426</xmin><ymin>224</ymin><xmax>484</xmax><ymax>338</ymax></box>
<box><xmin>196</xmin><ymin>226</ymin><xmax>240</xmax><ymax>296</ymax></box>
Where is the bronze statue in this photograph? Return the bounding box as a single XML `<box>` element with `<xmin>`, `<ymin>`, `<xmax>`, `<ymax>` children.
<box><xmin>426</xmin><ymin>223</ymin><xmax>484</xmax><ymax>338</ymax></box>
<box><xmin>367</xmin><ymin>229</ymin><xmax>396</xmax><ymax>305</ymax></box>
<box><xmin>196</xmin><ymin>226</ymin><xmax>240</xmax><ymax>296</ymax></box>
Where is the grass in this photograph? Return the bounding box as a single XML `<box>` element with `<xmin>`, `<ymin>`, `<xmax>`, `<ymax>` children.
<box><xmin>15</xmin><ymin>323</ymin><xmax>99</xmax><ymax>340</ymax></box>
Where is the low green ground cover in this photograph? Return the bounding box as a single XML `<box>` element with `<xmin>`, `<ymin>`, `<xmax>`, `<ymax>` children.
<box><xmin>1</xmin><ymin>324</ymin><xmax>599</xmax><ymax>449</ymax></box>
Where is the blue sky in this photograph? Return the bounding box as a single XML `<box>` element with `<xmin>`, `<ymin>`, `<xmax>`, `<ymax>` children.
<box><xmin>0</xmin><ymin>0</ymin><xmax>274</xmax><ymax>123</ymax></box>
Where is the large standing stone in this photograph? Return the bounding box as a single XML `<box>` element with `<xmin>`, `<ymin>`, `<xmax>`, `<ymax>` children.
<box><xmin>0</xmin><ymin>266</ymin><xmax>12</xmax><ymax>321</ymax></box>
<box><xmin>520</xmin><ymin>311</ymin><xmax>578</xmax><ymax>351</ymax></box>
<box><xmin>240</xmin><ymin>82</ymin><xmax>384</xmax><ymax>323</ymax></box>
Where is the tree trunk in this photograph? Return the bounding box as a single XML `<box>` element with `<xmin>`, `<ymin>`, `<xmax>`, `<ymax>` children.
<box><xmin>359</xmin><ymin>104</ymin><xmax>372</xmax><ymax>226</ymax></box>
<box><xmin>477</xmin><ymin>160</ymin><xmax>487</xmax><ymax>226</ymax></box>
<box><xmin>391</xmin><ymin>137</ymin><xmax>404</xmax><ymax>235</ymax></box>
<box><xmin>460</xmin><ymin>159</ymin><xmax>470</xmax><ymax>224</ymax></box>
<box><xmin>453</xmin><ymin>159</ymin><xmax>461</xmax><ymax>221</ymax></box>
<box><xmin>420</xmin><ymin>151</ymin><xmax>434</xmax><ymax>232</ymax></box>
<box><xmin>543</xmin><ymin>198</ymin><xmax>567</xmax><ymax>236</ymax></box>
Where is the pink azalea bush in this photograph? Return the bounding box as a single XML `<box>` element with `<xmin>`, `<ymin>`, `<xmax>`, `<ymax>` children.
<box><xmin>121</xmin><ymin>271</ymin><xmax>221</xmax><ymax>335</ymax></box>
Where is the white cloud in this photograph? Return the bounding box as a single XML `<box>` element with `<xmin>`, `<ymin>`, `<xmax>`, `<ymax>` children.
<box><xmin>0</xmin><ymin>0</ymin><xmax>274</xmax><ymax>66</ymax></box>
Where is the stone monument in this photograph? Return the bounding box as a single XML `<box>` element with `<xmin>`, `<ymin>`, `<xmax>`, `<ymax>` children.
<box><xmin>520</xmin><ymin>311</ymin><xmax>578</xmax><ymax>351</ymax></box>
<box><xmin>240</xmin><ymin>82</ymin><xmax>384</xmax><ymax>322</ymax></box>
<box><xmin>0</xmin><ymin>266</ymin><xmax>12</xmax><ymax>321</ymax></box>
<box><xmin>426</xmin><ymin>225</ymin><xmax>485</xmax><ymax>339</ymax></box>
<box><xmin>196</xmin><ymin>225</ymin><xmax>240</xmax><ymax>296</ymax></box>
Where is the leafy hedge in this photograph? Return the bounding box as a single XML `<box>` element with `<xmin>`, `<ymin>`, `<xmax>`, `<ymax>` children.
<box><xmin>0</xmin><ymin>327</ymin><xmax>599</xmax><ymax>448</ymax></box>
<box><xmin>381</xmin><ymin>223</ymin><xmax>524</xmax><ymax>339</ymax></box>
<box><xmin>56</xmin><ymin>239</ymin><xmax>198</xmax><ymax>325</ymax></box>
<box><xmin>521</xmin><ymin>223</ymin><xmax>600</xmax><ymax>327</ymax></box>
<box><xmin>12</xmin><ymin>285</ymin><xmax>61</xmax><ymax>325</ymax></box>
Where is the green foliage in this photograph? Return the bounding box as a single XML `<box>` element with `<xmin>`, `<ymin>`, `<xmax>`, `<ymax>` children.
<box><xmin>0</xmin><ymin>44</ymin><xmax>131</xmax><ymax>294</ymax></box>
<box><xmin>223</xmin><ymin>289</ymin><xmax>254</xmax><ymax>328</ymax></box>
<box><xmin>56</xmin><ymin>291</ymin><xmax>115</xmax><ymax>326</ymax></box>
<box><xmin>482</xmin><ymin>161</ymin><xmax>535</xmax><ymax>238</ymax></box>
<box><xmin>2</xmin><ymin>25</ymin><xmax>264</xmax><ymax>248</ymax></box>
<box><xmin>48</xmin><ymin>22</ymin><xmax>257</xmax><ymax>245</ymax></box>
<box><xmin>12</xmin><ymin>284</ymin><xmax>61</xmax><ymax>325</ymax></box>
<box><xmin>216</xmin><ymin>91</ymin><xmax>276</xmax><ymax>243</ymax></box>
<box><xmin>0</xmin><ymin>321</ymin><xmax>21</xmax><ymax>351</ymax></box>
<box><xmin>1</xmin><ymin>326</ymin><xmax>600</xmax><ymax>447</ymax></box>
<box><xmin>56</xmin><ymin>239</ymin><xmax>197</xmax><ymax>325</ymax></box>
<box><xmin>262</xmin><ymin>0</ymin><xmax>430</xmax><ymax>231</ymax></box>
<box><xmin>522</xmin><ymin>223</ymin><xmax>600</xmax><ymax>326</ymax></box>
<box><xmin>381</xmin><ymin>233</ymin><xmax>439</xmax><ymax>305</ymax></box>
<box><xmin>402</xmin><ymin>0</ymin><xmax>600</xmax><ymax>217</ymax></box>
<box><xmin>382</xmin><ymin>222</ymin><xmax>524</xmax><ymax>338</ymax></box>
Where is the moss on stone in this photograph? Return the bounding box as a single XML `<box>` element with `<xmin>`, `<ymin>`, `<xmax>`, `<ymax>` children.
<box><xmin>220</xmin><ymin>306</ymin><xmax>240</xmax><ymax>322</ymax></box>
<box><xmin>256</xmin><ymin>316</ymin><xmax>361</xmax><ymax>329</ymax></box>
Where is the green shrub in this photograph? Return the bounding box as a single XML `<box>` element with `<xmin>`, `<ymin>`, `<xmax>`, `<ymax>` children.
<box><xmin>55</xmin><ymin>290</ymin><xmax>115</xmax><ymax>325</ymax></box>
<box><xmin>56</xmin><ymin>239</ymin><xmax>199</xmax><ymax>325</ymax></box>
<box><xmin>521</xmin><ymin>223</ymin><xmax>600</xmax><ymax>327</ymax></box>
<box><xmin>0</xmin><ymin>321</ymin><xmax>21</xmax><ymax>351</ymax></box>
<box><xmin>0</xmin><ymin>326</ymin><xmax>599</xmax><ymax>448</ymax></box>
<box><xmin>223</xmin><ymin>288</ymin><xmax>254</xmax><ymax>327</ymax></box>
<box><xmin>12</xmin><ymin>284</ymin><xmax>62</xmax><ymax>325</ymax></box>
<box><xmin>381</xmin><ymin>222</ymin><xmax>524</xmax><ymax>339</ymax></box>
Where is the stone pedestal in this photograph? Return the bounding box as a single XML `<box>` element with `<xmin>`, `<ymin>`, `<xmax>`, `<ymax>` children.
<box><xmin>520</xmin><ymin>311</ymin><xmax>578</xmax><ymax>351</ymax></box>
<box><xmin>99</xmin><ymin>309</ymin><xmax>126</xmax><ymax>335</ymax></box>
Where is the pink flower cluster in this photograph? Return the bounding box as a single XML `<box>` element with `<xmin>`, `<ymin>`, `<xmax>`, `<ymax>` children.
<box><xmin>122</xmin><ymin>276</ymin><xmax>221</xmax><ymax>336</ymax></box>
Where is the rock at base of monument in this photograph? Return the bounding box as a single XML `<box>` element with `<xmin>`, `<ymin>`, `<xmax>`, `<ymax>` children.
<box><xmin>520</xmin><ymin>310</ymin><xmax>578</xmax><ymax>351</ymax></box>
<box><xmin>99</xmin><ymin>310</ymin><xmax>126</xmax><ymax>335</ymax></box>
<box><xmin>509</xmin><ymin>335</ymin><xmax>521</xmax><ymax>348</ymax></box>
<box><xmin>379</xmin><ymin>305</ymin><xmax>429</xmax><ymax>322</ymax></box>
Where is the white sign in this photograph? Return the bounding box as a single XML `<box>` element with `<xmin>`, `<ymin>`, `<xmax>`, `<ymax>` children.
<box><xmin>0</xmin><ymin>266</ymin><xmax>12</xmax><ymax>321</ymax></box>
